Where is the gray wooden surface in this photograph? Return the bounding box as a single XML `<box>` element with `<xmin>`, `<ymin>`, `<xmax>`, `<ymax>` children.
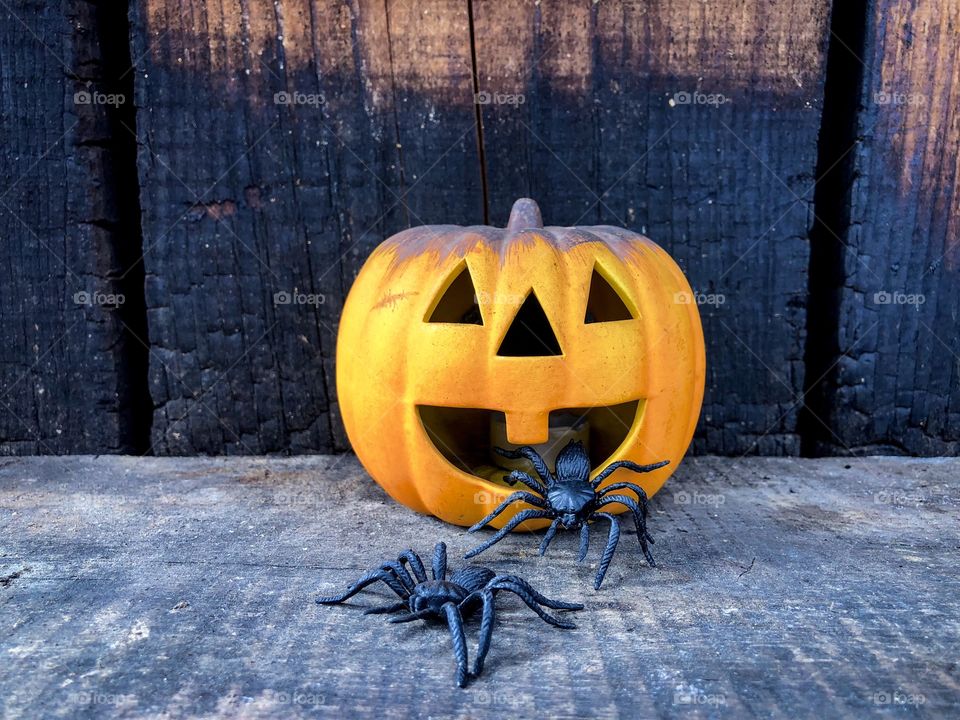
<box><xmin>1</xmin><ymin>455</ymin><xmax>958</xmax><ymax>719</ymax></box>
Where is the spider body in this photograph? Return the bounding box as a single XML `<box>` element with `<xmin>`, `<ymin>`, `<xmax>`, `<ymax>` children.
<box><xmin>546</xmin><ymin>481</ymin><xmax>596</xmax><ymax>524</ymax></box>
<box><xmin>408</xmin><ymin>579</ymin><xmax>470</xmax><ymax>611</ymax></box>
<box><xmin>316</xmin><ymin>543</ymin><xmax>581</xmax><ymax>687</ymax></box>
<box><xmin>465</xmin><ymin>440</ymin><xmax>669</xmax><ymax>589</ymax></box>
<box><xmin>404</xmin><ymin>566</ymin><xmax>493</xmax><ymax>614</ymax></box>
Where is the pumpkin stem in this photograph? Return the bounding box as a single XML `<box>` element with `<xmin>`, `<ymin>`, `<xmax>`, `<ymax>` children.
<box><xmin>506</xmin><ymin>198</ymin><xmax>544</xmax><ymax>233</ymax></box>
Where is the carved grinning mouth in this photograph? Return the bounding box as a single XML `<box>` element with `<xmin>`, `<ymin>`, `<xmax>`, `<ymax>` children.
<box><xmin>417</xmin><ymin>400</ymin><xmax>644</xmax><ymax>485</ymax></box>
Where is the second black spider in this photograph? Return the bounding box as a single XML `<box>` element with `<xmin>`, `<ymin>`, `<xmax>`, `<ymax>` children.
<box><xmin>316</xmin><ymin>542</ymin><xmax>582</xmax><ymax>687</ymax></box>
<box><xmin>466</xmin><ymin>440</ymin><xmax>669</xmax><ymax>589</ymax></box>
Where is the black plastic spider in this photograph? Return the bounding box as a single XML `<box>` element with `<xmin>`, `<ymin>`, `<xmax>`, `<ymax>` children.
<box><xmin>465</xmin><ymin>440</ymin><xmax>669</xmax><ymax>589</ymax></box>
<box><xmin>315</xmin><ymin>542</ymin><xmax>582</xmax><ymax>687</ymax></box>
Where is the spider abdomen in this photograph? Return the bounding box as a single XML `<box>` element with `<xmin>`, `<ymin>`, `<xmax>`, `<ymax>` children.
<box><xmin>449</xmin><ymin>565</ymin><xmax>496</xmax><ymax>592</ymax></box>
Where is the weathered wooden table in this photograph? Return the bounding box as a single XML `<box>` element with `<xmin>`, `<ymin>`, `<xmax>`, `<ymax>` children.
<box><xmin>1</xmin><ymin>456</ymin><xmax>957</xmax><ymax>718</ymax></box>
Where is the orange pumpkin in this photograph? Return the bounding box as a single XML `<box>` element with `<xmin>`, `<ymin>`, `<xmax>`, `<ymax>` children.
<box><xmin>337</xmin><ymin>199</ymin><xmax>705</xmax><ymax>529</ymax></box>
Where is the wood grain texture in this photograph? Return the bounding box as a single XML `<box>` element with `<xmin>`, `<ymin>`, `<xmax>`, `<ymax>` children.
<box><xmin>5</xmin><ymin>1</ymin><xmax>960</xmax><ymax>459</ymax></box>
<box><xmin>0</xmin><ymin>1</ymin><xmax>140</xmax><ymax>454</ymax></box>
<box><xmin>471</xmin><ymin>0</ymin><xmax>833</xmax><ymax>455</ymax></box>
<box><xmin>810</xmin><ymin>0</ymin><xmax>960</xmax><ymax>455</ymax></box>
<box><xmin>132</xmin><ymin>0</ymin><xmax>482</xmax><ymax>454</ymax></box>
<box><xmin>1</xmin><ymin>455</ymin><xmax>958</xmax><ymax>718</ymax></box>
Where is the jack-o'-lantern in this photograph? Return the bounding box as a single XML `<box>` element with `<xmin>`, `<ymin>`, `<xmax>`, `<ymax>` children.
<box><xmin>337</xmin><ymin>199</ymin><xmax>705</xmax><ymax>529</ymax></box>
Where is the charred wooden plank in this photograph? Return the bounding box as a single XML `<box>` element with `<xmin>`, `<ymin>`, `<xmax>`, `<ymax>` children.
<box><xmin>806</xmin><ymin>0</ymin><xmax>960</xmax><ymax>455</ymax></box>
<box><xmin>0</xmin><ymin>1</ymin><xmax>143</xmax><ymax>453</ymax></box>
<box><xmin>470</xmin><ymin>0</ymin><xmax>833</xmax><ymax>455</ymax></box>
<box><xmin>131</xmin><ymin>0</ymin><xmax>482</xmax><ymax>454</ymax></box>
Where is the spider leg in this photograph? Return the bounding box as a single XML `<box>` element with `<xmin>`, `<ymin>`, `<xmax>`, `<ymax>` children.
<box><xmin>596</xmin><ymin>494</ymin><xmax>656</xmax><ymax>566</ymax></box>
<box><xmin>592</xmin><ymin>512</ymin><xmax>621</xmax><ymax>590</ymax></box>
<box><xmin>538</xmin><ymin>518</ymin><xmax>562</xmax><ymax>555</ymax></box>
<box><xmin>464</xmin><ymin>509</ymin><xmax>554</xmax><ymax>559</ymax></box>
<box><xmin>596</xmin><ymin>482</ymin><xmax>655</xmax><ymax>545</ymax></box>
<box><xmin>432</xmin><ymin>542</ymin><xmax>447</xmax><ymax>580</ymax></box>
<box><xmin>442</xmin><ymin>602</ymin><xmax>470</xmax><ymax>688</ymax></box>
<box><xmin>502</xmin><ymin>470</ymin><xmax>548</xmax><ymax>496</ymax></box>
<box><xmin>388</xmin><ymin>609</ymin><xmax>433</xmax><ymax>623</ymax></box>
<box><xmin>486</xmin><ymin>579</ymin><xmax>578</xmax><ymax>629</ymax></box>
<box><xmin>316</xmin><ymin>569</ymin><xmax>409</xmax><ymax>604</ymax></box>
<box><xmin>363</xmin><ymin>601</ymin><xmax>407</xmax><ymax>615</ymax></box>
<box><xmin>468</xmin><ymin>491</ymin><xmax>546</xmax><ymax>533</ymax></box>
<box><xmin>578</xmin><ymin>523</ymin><xmax>590</xmax><ymax>562</ymax></box>
<box><xmin>472</xmin><ymin>589</ymin><xmax>496</xmax><ymax>676</ymax></box>
<box><xmin>398</xmin><ymin>549</ymin><xmax>428</xmax><ymax>583</ymax></box>
<box><xmin>489</xmin><ymin>575</ymin><xmax>583</xmax><ymax>610</ymax></box>
<box><xmin>493</xmin><ymin>446</ymin><xmax>554</xmax><ymax>487</ymax></box>
<box><xmin>379</xmin><ymin>561</ymin><xmax>417</xmax><ymax>593</ymax></box>
<box><xmin>597</xmin><ymin>483</ymin><xmax>656</xmax><ymax>544</ymax></box>
<box><xmin>596</xmin><ymin>480</ymin><xmax>649</xmax><ymax>500</ymax></box>
<box><xmin>591</xmin><ymin>459</ymin><xmax>670</xmax><ymax>489</ymax></box>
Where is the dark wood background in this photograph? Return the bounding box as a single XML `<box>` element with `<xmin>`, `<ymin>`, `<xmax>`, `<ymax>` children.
<box><xmin>0</xmin><ymin>0</ymin><xmax>957</xmax><ymax>457</ymax></box>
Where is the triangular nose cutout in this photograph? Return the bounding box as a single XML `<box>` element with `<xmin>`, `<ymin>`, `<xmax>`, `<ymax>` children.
<box><xmin>497</xmin><ymin>292</ymin><xmax>562</xmax><ymax>356</ymax></box>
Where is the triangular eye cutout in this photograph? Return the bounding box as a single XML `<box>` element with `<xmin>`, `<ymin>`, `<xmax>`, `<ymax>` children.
<box><xmin>427</xmin><ymin>263</ymin><xmax>483</xmax><ymax>324</ymax></box>
<box><xmin>497</xmin><ymin>291</ymin><xmax>562</xmax><ymax>356</ymax></box>
<box><xmin>584</xmin><ymin>266</ymin><xmax>634</xmax><ymax>323</ymax></box>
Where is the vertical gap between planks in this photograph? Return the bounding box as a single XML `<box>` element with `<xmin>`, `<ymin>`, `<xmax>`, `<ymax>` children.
<box><xmin>466</xmin><ymin>0</ymin><xmax>490</xmax><ymax>224</ymax></box>
<box><xmin>97</xmin><ymin>0</ymin><xmax>154</xmax><ymax>454</ymax></box>
<box><xmin>800</xmin><ymin>0</ymin><xmax>870</xmax><ymax>456</ymax></box>
<box><xmin>382</xmin><ymin>0</ymin><xmax>410</xmax><ymax>227</ymax></box>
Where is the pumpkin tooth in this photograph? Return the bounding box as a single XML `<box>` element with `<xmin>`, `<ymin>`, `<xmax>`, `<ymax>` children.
<box><xmin>502</xmin><ymin>410</ymin><xmax>551</xmax><ymax>446</ymax></box>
